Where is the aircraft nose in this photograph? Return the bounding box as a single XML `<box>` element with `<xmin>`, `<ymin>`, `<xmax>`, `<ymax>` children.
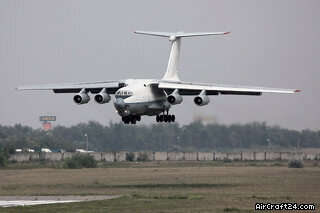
<box><xmin>114</xmin><ymin>98</ymin><xmax>125</xmax><ymax>109</ymax></box>
<box><xmin>114</xmin><ymin>98</ymin><xmax>130</xmax><ymax>117</ymax></box>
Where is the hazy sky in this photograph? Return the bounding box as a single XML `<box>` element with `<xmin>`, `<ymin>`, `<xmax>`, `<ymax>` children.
<box><xmin>0</xmin><ymin>0</ymin><xmax>319</xmax><ymax>130</ymax></box>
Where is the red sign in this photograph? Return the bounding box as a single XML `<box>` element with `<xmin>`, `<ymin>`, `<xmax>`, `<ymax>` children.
<box><xmin>43</xmin><ymin>122</ymin><xmax>52</xmax><ymax>131</ymax></box>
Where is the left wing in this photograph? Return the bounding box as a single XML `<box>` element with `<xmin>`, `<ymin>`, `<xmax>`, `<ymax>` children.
<box><xmin>157</xmin><ymin>81</ymin><xmax>300</xmax><ymax>96</ymax></box>
<box><xmin>16</xmin><ymin>80</ymin><xmax>123</xmax><ymax>94</ymax></box>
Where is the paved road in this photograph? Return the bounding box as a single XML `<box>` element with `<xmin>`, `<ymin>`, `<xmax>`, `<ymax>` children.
<box><xmin>0</xmin><ymin>195</ymin><xmax>120</xmax><ymax>208</ymax></box>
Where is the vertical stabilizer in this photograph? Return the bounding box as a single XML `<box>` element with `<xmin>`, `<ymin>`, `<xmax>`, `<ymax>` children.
<box><xmin>163</xmin><ymin>38</ymin><xmax>181</xmax><ymax>81</ymax></box>
<box><xmin>134</xmin><ymin>30</ymin><xmax>230</xmax><ymax>82</ymax></box>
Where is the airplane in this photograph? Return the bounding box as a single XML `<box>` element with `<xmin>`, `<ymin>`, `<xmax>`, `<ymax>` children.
<box><xmin>16</xmin><ymin>30</ymin><xmax>301</xmax><ymax>124</ymax></box>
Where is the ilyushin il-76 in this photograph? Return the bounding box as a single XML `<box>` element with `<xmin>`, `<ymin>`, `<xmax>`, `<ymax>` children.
<box><xmin>17</xmin><ymin>31</ymin><xmax>300</xmax><ymax>124</ymax></box>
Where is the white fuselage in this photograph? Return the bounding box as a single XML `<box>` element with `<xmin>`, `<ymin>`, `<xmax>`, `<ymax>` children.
<box><xmin>114</xmin><ymin>79</ymin><xmax>170</xmax><ymax>117</ymax></box>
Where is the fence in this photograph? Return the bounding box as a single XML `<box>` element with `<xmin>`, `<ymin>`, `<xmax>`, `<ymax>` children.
<box><xmin>9</xmin><ymin>151</ymin><xmax>320</xmax><ymax>163</ymax></box>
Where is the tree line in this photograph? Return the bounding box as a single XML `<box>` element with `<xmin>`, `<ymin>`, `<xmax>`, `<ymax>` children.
<box><xmin>0</xmin><ymin>121</ymin><xmax>319</xmax><ymax>152</ymax></box>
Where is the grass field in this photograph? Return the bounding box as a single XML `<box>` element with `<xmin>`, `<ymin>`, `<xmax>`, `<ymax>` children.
<box><xmin>0</xmin><ymin>161</ymin><xmax>319</xmax><ymax>212</ymax></box>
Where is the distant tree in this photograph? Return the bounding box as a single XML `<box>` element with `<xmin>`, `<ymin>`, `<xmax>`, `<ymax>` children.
<box><xmin>0</xmin><ymin>121</ymin><xmax>319</xmax><ymax>152</ymax></box>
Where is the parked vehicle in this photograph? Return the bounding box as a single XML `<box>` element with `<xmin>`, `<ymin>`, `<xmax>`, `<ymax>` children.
<box><xmin>34</xmin><ymin>148</ymin><xmax>51</xmax><ymax>153</ymax></box>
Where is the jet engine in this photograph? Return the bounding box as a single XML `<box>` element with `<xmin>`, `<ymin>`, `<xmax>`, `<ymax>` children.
<box><xmin>94</xmin><ymin>88</ymin><xmax>111</xmax><ymax>104</ymax></box>
<box><xmin>194</xmin><ymin>95</ymin><xmax>210</xmax><ymax>106</ymax></box>
<box><xmin>73</xmin><ymin>89</ymin><xmax>90</xmax><ymax>105</ymax></box>
<box><xmin>167</xmin><ymin>94</ymin><xmax>183</xmax><ymax>105</ymax></box>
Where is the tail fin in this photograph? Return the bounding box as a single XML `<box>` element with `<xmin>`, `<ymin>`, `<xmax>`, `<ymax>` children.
<box><xmin>134</xmin><ymin>31</ymin><xmax>230</xmax><ymax>81</ymax></box>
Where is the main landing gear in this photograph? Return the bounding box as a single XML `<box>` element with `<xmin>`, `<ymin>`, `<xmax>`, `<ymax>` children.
<box><xmin>122</xmin><ymin>115</ymin><xmax>141</xmax><ymax>124</ymax></box>
<box><xmin>156</xmin><ymin>110</ymin><xmax>175</xmax><ymax>123</ymax></box>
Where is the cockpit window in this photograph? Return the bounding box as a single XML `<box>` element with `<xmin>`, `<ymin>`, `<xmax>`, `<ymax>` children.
<box><xmin>115</xmin><ymin>90</ymin><xmax>133</xmax><ymax>99</ymax></box>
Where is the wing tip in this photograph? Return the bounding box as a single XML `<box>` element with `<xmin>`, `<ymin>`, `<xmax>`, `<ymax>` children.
<box><xmin>224</xmin><ymin>31</ymin><xmax>231</xmax><ymax>34</ymax></box>
<box><xmin>294</xmin><ymin>89</ymin><xmax>302</xmax><ymax>93</ymax></box>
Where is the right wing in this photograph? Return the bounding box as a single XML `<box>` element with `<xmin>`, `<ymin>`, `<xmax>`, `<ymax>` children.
<box><xmin>158</xmin><ymin>80</ymin><xmax>300</xmax><ymax>96</ymax></box>
<box><xmin>16</xmin><ymin>80</ymin><xmax>123</xmax><ymax>94</ymax></box>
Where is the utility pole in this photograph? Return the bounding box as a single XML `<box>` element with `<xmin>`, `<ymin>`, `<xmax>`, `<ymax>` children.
<box><xmin>84</xmin><ymin>134</ymin><xmax>89</xmax><ymax>152</ymax></box>
<box><xmin>267</xmin><ymin>138</ymin><xmax>270</xmax><ymax>151</ymax></box>
<box><xmin>177</xmin><ymin>136</ymin><xmax>180</xmax><ymax>152</ymax></box>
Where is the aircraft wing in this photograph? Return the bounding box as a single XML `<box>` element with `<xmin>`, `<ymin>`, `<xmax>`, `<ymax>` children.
<box><xmin>16</xmin><ymin>80</ymin><xmax>122</xmax><ymax>94</ymax></box>
<box><xmin>158</xmin><ymin>81</ymin><xmax>300</xmax><ymax>96</ymax></box>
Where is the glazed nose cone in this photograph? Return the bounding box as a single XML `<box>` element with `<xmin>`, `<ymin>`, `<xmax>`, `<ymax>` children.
<box><xmin>114</xmin><ymin>98</ymin><xmax>125</xmax><ymax>109</ymax></box>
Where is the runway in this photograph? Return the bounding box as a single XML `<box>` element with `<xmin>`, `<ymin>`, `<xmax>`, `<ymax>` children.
<box><xmin>0</xmin><ymin>195</ymin><xmax>120</xmax><ymax>208</ymax></box>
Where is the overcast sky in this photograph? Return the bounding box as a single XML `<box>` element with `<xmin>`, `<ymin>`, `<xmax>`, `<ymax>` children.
<box><xmin>0</xmin><ymin>0</ymin><xmax>319</xmax><ymax>130</ymax></box>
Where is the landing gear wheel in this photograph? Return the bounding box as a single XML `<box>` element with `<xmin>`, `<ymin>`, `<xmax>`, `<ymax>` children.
<box><xmin>122</xmin><ymin>116</ymin><xmax>129</xmax><ymax>124</ymax></box>
<box><xmin>164</xmin><ymin>115</ymin><xmax>168</xmax><ymax>122</ymax></box>
<box><xmin>172</xmin><ymin>115</ymin><xmax>175</xmax><ymax>122</ymax></box>
<box><xmin>130</xmin><ymin>116</ymin><xmax>136</xmax><ymax>124</ymax></box>
<box><xmin>168</xmin><ymin>115</ymin><xmax>172</xmax><ymax>122</ymax></box>
<box><xmin>159</xmin><ymin>115</ymin><xmax>164</xmax><ymax>122</ymax></box>
<box><xmin>156</xmin><ymin>115</ymin><xmax>160</xmax><ymax>122</ymax></box>
<box><xmin>136</xmin><ymin>116</ymin><xmax>141</xmax><ymax>121</ymax></box>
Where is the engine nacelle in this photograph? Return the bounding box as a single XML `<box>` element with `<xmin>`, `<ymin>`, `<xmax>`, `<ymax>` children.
<box><xmin>194</xmin><ymin>95</ymin><xmax>210</xmax><ymax>106</ymax></box>
<box><xmin>94</xmin><ymin>89</ymin><xmax>111</xmax><ymax>104</ymax></box>
<box><xmin>167</xmin><ymin>94</ymin><xmax>183</xmax><ymax>105</ymax></box>
<box><xmin>73</xmin><ymin>90</ymin><xmax>90</xmax><ymax>105</ymax></box>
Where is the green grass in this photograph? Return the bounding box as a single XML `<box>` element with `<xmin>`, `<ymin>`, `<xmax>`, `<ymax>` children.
<box><xmin>4</xmin><ymin>159</ymin><xmax>308</xmax><ymax>170</ymax></box>
<box><xmin>0</xmin><ymin>161</ymin><xmax>319</xmax><ymax>212</ymax></box>
<box><xmin>104</xmin><ymin>183</ymin><xmax>238</xmax><ymax>189</ymax></box>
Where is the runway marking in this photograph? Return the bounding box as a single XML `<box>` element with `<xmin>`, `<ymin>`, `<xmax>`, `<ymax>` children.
<box><xmin>0</xmin><ymin>196</ymin><xmax>120</xmax><ymax>208</ymax></box>
<box><xmin>0</xmin><ymin>200</ymin><xmax>82</xmax><ymax>207</ymax></box>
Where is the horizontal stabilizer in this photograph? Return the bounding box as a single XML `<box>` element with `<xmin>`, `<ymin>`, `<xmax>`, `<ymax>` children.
<box><xmin>134</xmin><ymin>30</ymin><xmax>230</xmax><ymax>38</ymax></box>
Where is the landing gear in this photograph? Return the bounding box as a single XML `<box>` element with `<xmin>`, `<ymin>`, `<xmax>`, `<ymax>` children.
<box><xmin>122</xmin><ymin>115</ymin><xmax>141</xmax><ymax>124</ymax></box>
<box><xmin>156</xmin><ymin>110</ymin><xmax>175</xmax><ymax>123</ymax></box>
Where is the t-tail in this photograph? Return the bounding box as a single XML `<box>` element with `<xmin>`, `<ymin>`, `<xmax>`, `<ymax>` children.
<box><xmin>134</xmin><ymin>30</ymin><xmax>230</xmax><ymax>82</ymax></box>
